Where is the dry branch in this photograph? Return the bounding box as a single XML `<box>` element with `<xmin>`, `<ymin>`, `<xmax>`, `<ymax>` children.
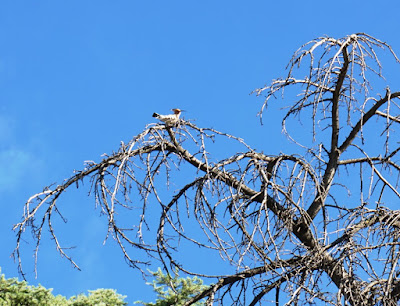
<box><xmin>13</xmin><ymin>33</ymin><xmax>400</xmax><ymax>305</ymax></box>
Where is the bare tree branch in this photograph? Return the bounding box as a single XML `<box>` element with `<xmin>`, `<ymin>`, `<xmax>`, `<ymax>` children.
<box><xmin>13</xmin><ymin>33</ymin><xmax>400</xmax><ymax>305</ymax></box>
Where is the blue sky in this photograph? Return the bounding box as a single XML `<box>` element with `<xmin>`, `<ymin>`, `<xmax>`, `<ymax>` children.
<box><xmin>1</xmin><ymin>1</ymin><xmax>400</xmax><ymax>304</ymax></box>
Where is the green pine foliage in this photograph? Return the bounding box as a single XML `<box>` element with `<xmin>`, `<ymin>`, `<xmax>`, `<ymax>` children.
<box><xmin>0</xmin><ymin>267</ymin><xmax>207</xmax><ymax>305</ymax></box>
<box><xmin>67</xmin><ymin>289</ymin><xmax>127</xmax><ymax>306</ymax></box>
<box><xmin>0</xmin><ymin>269</ymin><xmax>127</xmax><ymax>306</ymax></box>
<box><xmin>136</xmin><ymin>268</ymin><xmax>207</xmax><ymax>306</ymax></box>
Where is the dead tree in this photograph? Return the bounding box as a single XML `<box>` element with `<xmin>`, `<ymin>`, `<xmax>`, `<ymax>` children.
<box><xmin>13</xmin><ymin>33</ymin><xmax>400</xmax><ymax>305</ymax></box>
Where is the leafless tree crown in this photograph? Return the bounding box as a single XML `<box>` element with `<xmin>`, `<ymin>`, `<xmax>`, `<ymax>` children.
<box><xmin>13</xmin><ymin>33</ymin><xmax>400</xmax><ymax>305</ymax></box>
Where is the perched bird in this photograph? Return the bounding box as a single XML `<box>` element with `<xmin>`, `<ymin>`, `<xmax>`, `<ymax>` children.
<box><xmin>152</xmin><ymin>108</ymin><xmax>182</xmax><ymax>125</ymax></box>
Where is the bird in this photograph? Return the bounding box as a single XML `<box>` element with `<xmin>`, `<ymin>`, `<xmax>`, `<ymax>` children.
<box><xmin>152</xmin><ymin>108</ymin><xmax>182</xmax><ymax>125</ymax></box>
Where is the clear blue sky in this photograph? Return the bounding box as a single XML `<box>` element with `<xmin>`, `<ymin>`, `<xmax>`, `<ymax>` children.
<box><xmin>1</xmin><ymin>1</ymin><xmax>400</xmax><ymax>304</ymax></box>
